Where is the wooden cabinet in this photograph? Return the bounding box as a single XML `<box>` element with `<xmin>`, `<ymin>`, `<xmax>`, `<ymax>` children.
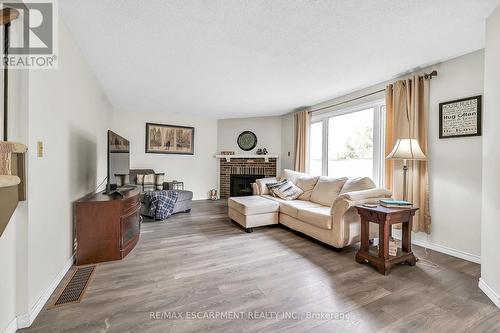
<box><xmin>75</xmin><ymin>188</ymin><xmax>141</xmax><ymax>265</ymax></box>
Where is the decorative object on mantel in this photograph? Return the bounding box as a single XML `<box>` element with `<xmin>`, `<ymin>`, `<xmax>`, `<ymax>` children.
<box><xmin>237</xmin><ymin>131</ymin><xmax>257</xmax><ymax>151</ymax></box>
<box><xmin>439</xmin><ymin>95</ymin><xmax>482</xmax><ymax>139</ymax></box>
<box><xmin>256</xmin><ymin>148</ymin><xmax>268</xmax><ymax>155</ymax></box>
<box><xmin>386</xmin><ymin>138</ymin><xmax>426</xmax><ymax>201</ymax></box>
<box><xmin>215</xmin><ymin>154</ymin><xmax>278</xmax><ymax>163</ymax></box>
<box><xmin>145</xmin><ymin>122</ymin><xmax>194</xmax><ymax>155</ymax></box>
<box><xmin>220</xmin><ymin>150</ymin><xmax>235</xmax><ymax>155</ymax></box>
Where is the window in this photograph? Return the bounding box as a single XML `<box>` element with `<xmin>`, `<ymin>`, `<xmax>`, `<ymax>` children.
<box><xmin>309</xmin><ymin>101</ymin><xmax>386</xmax><ymax>186</ymax></box>
<box><xmin>309</xmin><ymin>122</ymin><xmax>323</xmax><ymax>176</ymax></box>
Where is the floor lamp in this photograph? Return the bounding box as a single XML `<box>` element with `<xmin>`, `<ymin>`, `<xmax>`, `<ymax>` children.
<box><xmin>386</xmin><ymin>138</ymin><xmax>426</xmax><ymax>201</ymax></box>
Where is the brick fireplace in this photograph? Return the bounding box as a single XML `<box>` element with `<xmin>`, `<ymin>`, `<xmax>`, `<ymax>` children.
<box><xmin>219</xmin><ymin>157</ymin><xmax>277</xmax><ymax>198</ymax></box>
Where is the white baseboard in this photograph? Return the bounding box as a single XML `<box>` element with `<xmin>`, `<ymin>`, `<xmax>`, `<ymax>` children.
<box><xmin>2</xmin><ymin>318</ymin><xmax>17</xmax><ymax>333</ymax></box>
<box><xmin>479</xmin><ymin>278</ymin><xmax>500</xmax><ymax>308</ymax></box>
<box><xmin>16</xmin><ymin>255</ymin><xmax>74</xmax><ymax>330</ymax></box>
<box><xmin>392</xmin><ymin>231</ymin><xmax>481</xmax><ymax>264</ymax></box>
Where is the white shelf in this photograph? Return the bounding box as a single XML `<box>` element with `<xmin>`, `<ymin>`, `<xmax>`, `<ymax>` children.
<box><xmin>215</xmin><ymin>154</ymin><xmax>278</xmax><ymax>163</ymax></box>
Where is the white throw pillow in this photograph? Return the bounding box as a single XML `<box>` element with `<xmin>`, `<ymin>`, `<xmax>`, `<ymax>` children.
<box><xmin>265</xmin><ymin>179</ymin><xmax>288</xmax><ymax>197</ymax></box>
<box><xmin>340</xmin><ymin>177</ymin><xmax>376</xmax><ymax>194</ymax></box>
<box><xmin>310</xmin><ymin>177</ymin><xmax>348</xmax><ymax>206</ymax></box>
<box><xmin>271</xmin><ymin>179</ymin><xmax>304</xmax><ymax>200</ymax></box>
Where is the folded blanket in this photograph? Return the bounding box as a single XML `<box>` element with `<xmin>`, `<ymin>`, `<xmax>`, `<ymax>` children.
<box><xmin>143</xmin><ymin>190</ymin><xmax>178</xmax><ymax>220</ymax></box>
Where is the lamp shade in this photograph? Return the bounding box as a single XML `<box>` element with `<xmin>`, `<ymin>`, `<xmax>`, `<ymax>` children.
<box><xmin>386</xmin><ymin>138</ymin><xmax>426</xmax><ymax>160</ymax></box>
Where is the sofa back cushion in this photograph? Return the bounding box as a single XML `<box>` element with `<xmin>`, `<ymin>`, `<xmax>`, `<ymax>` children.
<box><xmin>310</xmin><ymin>177</ymin><xmax>348</xmax><ymax>206</ymax></box>
<box><xmin>296</xmin><ymin>175</ymin><xmax>320</xmax><ymax>200</ymax></box>
<box><xmin>280</xmin><ymin>169</ymin><xmax>320</xmax><ymax>200</ymax></box>
<box><xmin>281</xmin><ymin>169</ymin><xmax>309</xmax><ymax>185</ymax></box>
<box><xmin>339</xmin><ymin>177</ymin><xmax>376</xmax><ymax>194</ymax></box>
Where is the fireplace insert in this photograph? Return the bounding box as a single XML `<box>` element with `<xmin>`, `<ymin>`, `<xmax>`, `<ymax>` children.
<box><xmin>230</xmin><ymin>174</ymin><xmax>264</xmax><ymax>197</ymax></box>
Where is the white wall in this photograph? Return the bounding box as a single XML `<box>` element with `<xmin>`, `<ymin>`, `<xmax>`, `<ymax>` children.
<box><xmin>217</xmin><ymin>116</ymin><xmax>282</xmax><ymax>155</ymax></box>
<box><xmin>480</xmin><ymin>5</ymin><xmax>500</xmax><ymax>307</ymax></box>
<box><xmin>0</xmin><ymin>19</ymin><xmax>113</xmax><ymax>332</ymax></box>
<box><xmin>112</xmin><ymin>110</ymin><xmax>218</xmax><ymax>200</ymax></box>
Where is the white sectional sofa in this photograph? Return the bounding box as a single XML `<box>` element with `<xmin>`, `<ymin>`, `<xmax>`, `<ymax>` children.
<box><xmin>228</xmin><ymin>169</ymin><xmax>392</xmax><ymax>249</ymax></box>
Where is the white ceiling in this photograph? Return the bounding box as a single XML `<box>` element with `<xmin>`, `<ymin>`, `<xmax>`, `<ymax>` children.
<box><xmin>60</xmin><ymin>0</ymin><xmax>500</xmax><ymax>119</ymax></box>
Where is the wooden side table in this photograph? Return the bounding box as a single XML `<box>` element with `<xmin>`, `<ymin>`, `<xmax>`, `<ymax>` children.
<box><xmin>355</xmin><ymin>205</ymin><xmax>418</xmax><ymax>275</ymax></box>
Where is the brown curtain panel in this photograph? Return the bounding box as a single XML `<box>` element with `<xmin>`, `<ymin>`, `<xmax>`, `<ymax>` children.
<box><xmin>385</xmin><ymin>76</ymin><xmax>431</xmax><ymax>233</ymax></box>
<box><xmin>294</xmin><ymin>110</ymin><xmax>310</xmax><ymax>172</ymax></box>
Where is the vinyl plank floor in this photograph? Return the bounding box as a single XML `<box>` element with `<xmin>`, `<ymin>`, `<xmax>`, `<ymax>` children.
<box><xmin>21</xmin><ymin>200</ymin><xmax>498</xmax><ymax>333</ymax></box>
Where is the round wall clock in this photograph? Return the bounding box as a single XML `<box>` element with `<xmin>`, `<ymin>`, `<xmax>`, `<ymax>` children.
<box><xmin>237</xmin><ymin>131</ymin><xmax>257</xmax><ymax>151</ymax></box>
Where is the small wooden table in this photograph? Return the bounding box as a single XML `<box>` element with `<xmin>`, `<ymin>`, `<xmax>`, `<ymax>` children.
<box><xmin>355</xmin><ymin>204</ymin><xmax>418</xmax><ymax>275</ymax></box>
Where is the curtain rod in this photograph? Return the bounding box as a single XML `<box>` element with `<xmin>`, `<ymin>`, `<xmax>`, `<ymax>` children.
<box><xmin>309</xmin><ymin>70</ymin><xmax>438</xmax><ymax>114</ymax></box>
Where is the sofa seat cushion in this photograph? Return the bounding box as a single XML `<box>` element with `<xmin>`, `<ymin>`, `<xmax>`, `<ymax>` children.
<box><xmin>228</xmin><ymin>196</ymin><xmax>279</xmax><ymax>215</ymax></box>
<box><xmin>262</xmin><ymin>194</ymin><xmax>286</xmax><ymax>203</ymax></box>
<box><xmin>310</xmin><ymin>176</ymin><xmax>348</xmax><ymax>206</ymax></box>
<box><xmin>297</xmin><ymin>207</ymin><xmax>332</xmax><ymax>230</ymax></box>
<box><xmin>279</xmin><ymin>200</ymin><xmax>324</xmax><ymax>218</ymax></box>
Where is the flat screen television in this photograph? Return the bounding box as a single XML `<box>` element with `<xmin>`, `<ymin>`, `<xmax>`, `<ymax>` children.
<box><xmin>106</xmin><ymin>130</ymin><xmax>130</xmax><ymax>194</ymax></box>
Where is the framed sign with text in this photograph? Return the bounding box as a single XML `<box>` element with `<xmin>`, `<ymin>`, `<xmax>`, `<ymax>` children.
<box><xmin>439</xmin><ymin>95</ymin><xmax>482</xmax><ymax>139</ymax></box>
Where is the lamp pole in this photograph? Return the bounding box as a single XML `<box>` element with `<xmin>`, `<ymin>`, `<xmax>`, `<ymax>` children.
<box><xmin>402</xmin><ymin>159</ymin><xmax>408</xmax><ymax>201</ymax></box>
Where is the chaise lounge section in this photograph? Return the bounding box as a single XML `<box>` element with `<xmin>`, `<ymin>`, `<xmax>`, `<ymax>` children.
<box><xmin>228</xmin><ymin>169</ymin><xmax>392</xmax><ymax>248</ymax></box>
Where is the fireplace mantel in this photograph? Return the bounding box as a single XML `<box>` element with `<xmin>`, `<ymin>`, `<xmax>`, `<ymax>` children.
<box><xmin>215</xmin><ymin>154</ymin><xmax>279</xmax><ymax>163</ymax></box>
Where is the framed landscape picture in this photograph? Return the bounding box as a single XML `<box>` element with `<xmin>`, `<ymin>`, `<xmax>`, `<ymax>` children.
<box><xmin>439</xmin><ymin>95</ymin><xmax>482</xmax><ymax>139</ymax></box>
<box><xmin>145</xmin><ymin>123</ymin><xmax>194</xmax><ymax>155</ymax></box>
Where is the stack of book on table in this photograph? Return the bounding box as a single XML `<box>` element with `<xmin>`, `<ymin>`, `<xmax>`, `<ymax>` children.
<box><xmin>380</xmin><ymin>199</ymin><xmax>412</xmax><ymax>208</ymax></box>
<box><xmin>389</xmin><ymin>237</ymin><xmax>399</xmax><ymax>256</ymax></box>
